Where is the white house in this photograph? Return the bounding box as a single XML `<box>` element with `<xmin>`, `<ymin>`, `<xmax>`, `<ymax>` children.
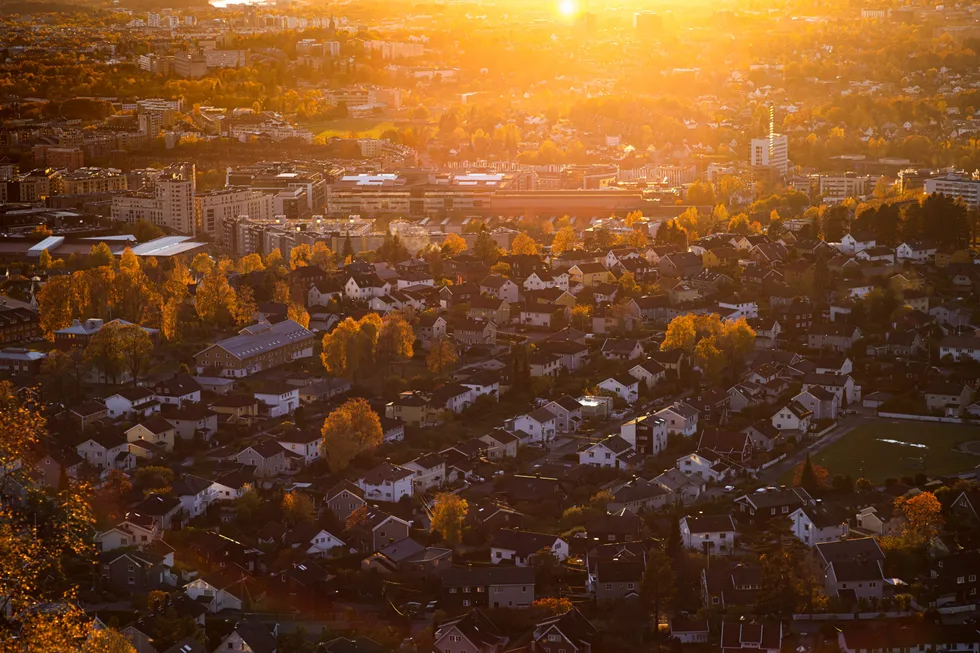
<box><xmin>480</xmin><ymin>275</ymin><xmax>520</xmax><ymax>302</ymax></box>
<box><xmin>76</xmin><ymin>435</ymin><xmax>133</xmax><ymax>471</ymax></box>
<box><xmin>680</xmin><ymin>514</ymin><xmax>736</xmax><ymax>554</ymax></box>
<box><xmin>345</xmin><ymin>275</ymin><xmax>391</xmax><ymax>300</ymax></box>
<box><xmin>490</xmin><ymin>529</ymin><xmax>569</xmax><ymax>566</ymax></box>
<box><xmin>402</xmin><ymin>453</ymin><xmax>446</xmax><ymax>491</ymax></box>
<box><xmin>676</xmin><ymin>450</ymin><xmax>734</xmax><ymax>483</ymax></box>
<box><xmin>839</xmin><ymin>233</ymin><xmax>876</xmax><ymax>255</ymax></box>
<box><xmin>357</xmin><ymin>462</ymin><xmax>416</xmax><ymax>502</ymax></box>
<box><xmin>299</xmin><ymin>529</ymin><xmax>346</xmax><ymax>556</ymax></box>
<box><xmin>621</xmin><ymin>414</ymin><xmax>668</xmax><ymax>456</ymax></box>
<box><xmin>629</xmin><ymin>360</ymin><xmax>666</xmax><ymax>389</ymax></box>
<box><xmin>254</xmin><ymin>385</ymin><xmax>300</xmax><ymax>417</ymax></box>
<box><xmin>279</xmin><ymin>431</ymin><xmax>322</xmax><ymax>465</ymax></box>
<box><xmin>184</xmin><ymin>574</ymin><xmax>244</xmax><ymax>613</ymax></box>
<box><xmin>896</xmin><ymin>241</ymin><xmax>937</xmax><ymax>264</ymax></box>
<box><xmin>578</xmin><ymin>436</ymin><xmax>637</xmax><ymax>470</ymax></box>
<box><xmin>771</xmin><ymin>401</ymin><xmax>813</xmax><ymax>435</ymax></box>
<box><xmin>104</xmin><ymin>388</ymin><xmax>159</xmax><ymax>419</ymax></box>
<box><xmin>939</xmin><ymin>335</ymin><xmax>980</xmax><ymax>363</ymax></box>
<box><xmin>508</xmin><ymin>407</ymin><xmax>559</xmax><ymax>443</ymax></box>
<box><xmin>789</xmin><ymin>506</ymin><xmax>849</xmax><ymax>547</ymax></box>
<box><xmin>171</xmin><ymin>474</ymin><xmax>214</xmax><ymax>518</ymax></box>
<box><xmin>655</xmin><ymin>401</ymin><xmax>700</xmax><ymax>437</ymax></box>
<box><xmin>598</xmin><ymin>374</ymin><xmax>640</xmax><ymax>404</ymax></box>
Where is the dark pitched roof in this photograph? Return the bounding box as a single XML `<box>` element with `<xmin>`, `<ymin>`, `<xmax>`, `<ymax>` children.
<box><xmin>441</xmin><ymin>566</ymin><xmax>535</xmax><ymax>587</ymax></box>
<box><xmin>230</xmin><ymin>618</ymin><xmax>277</xmax><ymax>653</ymax></box>
<box><xmin>491</xmin><ymin>529</ymin><xmax>561</xmax><ymax>557</ymax></box>
<box><xmin>683</xmin><ymin>514</ymin><xmax>735</xmax><ymax>533</ymax></box>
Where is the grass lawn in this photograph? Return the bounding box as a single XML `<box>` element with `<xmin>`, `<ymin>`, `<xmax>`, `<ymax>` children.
<box><xmin>795</xmin><ymin>420</ymin><xmax>980</xmax><ymax>483</ymax></box>
<box><xmin>299</xmin><ymin>117</ymin><xmax>398</xmax><ymax>140</ymax></box>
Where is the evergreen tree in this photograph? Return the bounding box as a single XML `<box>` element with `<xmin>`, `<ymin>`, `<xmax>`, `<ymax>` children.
<box><xmin>473</xmin><ymin>227</ymin><xmax>500</xmax><ymax>264</ymax></box>
<box><xmin>341</xmin><ymin>232</ymin><xmax>354</xmax><ymax>262</ymax></box>
<box><xmin>799</xmin><ymin>453</ymin><xmax>820</xmax><ymax>494</ymax></box>
<box><xmin>665</xmin><ymin>512</ymin><xmax>682</xmax><ymax>559</ymax></box>
<box><xmin>510</xmin><ymin>343</ymin><xmax>531</xmax><ymax>397</ymax></box>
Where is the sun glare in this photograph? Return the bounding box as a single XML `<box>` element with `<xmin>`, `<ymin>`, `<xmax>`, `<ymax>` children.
<box><xmin>558</xmin><ymin>0</ymin><xmax>579</xmax><ymax>18</ymax></box>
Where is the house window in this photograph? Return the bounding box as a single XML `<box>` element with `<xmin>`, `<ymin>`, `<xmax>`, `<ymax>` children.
<box><xmin>605</xmin><ymin>584</ymin><xmax>612</xmax><ymax>590</ymax></box>
<box><xmin>971</xmin><ymin>575</ymin><xmax>977</xmax><ymax>582</ymax></box>
<box><xmin>449</xmin><ymin>588</ymin><xmax>457</xmax><ymax>594</ymax></box>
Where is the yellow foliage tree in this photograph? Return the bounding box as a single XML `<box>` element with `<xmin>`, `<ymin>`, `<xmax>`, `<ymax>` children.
<box><xmin>442</xmin><ymin>233</ymin><xmax>467</xmax><ymax>257</ymax></box>
<box><xmin>265</xmin><ymin>248</ymin><xmax>284</xmax><ymax>269</ymax></box>
<box><xmin>282</xmin><ymin>490</ymin><xmax>316</xmax><ymax>525</ymax></box>
<box><xmin>36</xmin><ymin>276</ymin><xmax>76</xmax><ymax>340</ymax></box>
<box><xmin>288</xmin><ymin>301</ymin><xmax>310</xmax><ymax>328</ymax></box>
<box><xmin>896</xmin><ymin>491</ymin><xmax>944</xmax><ymax>544</ymax></box>
<box><xmin>195</xmin><ymin>268</ymin><xmax>237</xmax><ymax>325</ymax></box>
<box><xmin>695</xmin><ymin>335</ymin><xmax>726</xmax><ymax>384</ymax></box>
<box><xmin>510</xmin><ymin>231</ymin><xmax>540</xmax><ymax>255</ymax></box>
<box><xmin>290</xmin><ymin>243</ymin><xmax>312</xmax><ymax>269</ymax></box>
<box><xmin>190</xmin><ymin>252</ymin><xmax>214</xmax><ymax>276</ymax></box>
<box><xmin>377</xmin><ymin>311</ymin><xmax>415</xmax><ymax>364</ymax></box>
<box><xmin>239</xmin><ymin>253</ymin><xmax>266</xmax><ymax>274</ymax></box>
<box><xmin>430</xmin><ymin>492</ymin><xmax>469</xmax><ymax>545</ymax></box>
<box><xmin>320</xmin><ymin>398</ymin><xmax>383</xmax><ymax>473</ymax></box>
<box><xmin>311</xmin><ymin>241</ymin><xmax>335</xmax><ymax>270</ymax></box>
<box><xmin>661</xmin><ymin>314</ymin><xmax>698</xmax><ymax>354</ymax></box>
<box><xmin>551</xmin><ymin>226</ymin><xmax>577</xmax><ymax>256</ymax></box>
<box><xmin>427</xmin><ymin>336</ymin><xmax>458</xmax><ymax>375</ymax></box>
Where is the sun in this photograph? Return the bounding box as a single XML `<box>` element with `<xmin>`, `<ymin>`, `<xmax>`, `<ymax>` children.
<box><xmin>558</xmin><ymin>0</ymin><xmax>579</xmax><ymax>17</ymax></box>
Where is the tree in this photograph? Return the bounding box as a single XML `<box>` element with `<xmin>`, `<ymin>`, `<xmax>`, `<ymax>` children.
<box><xmin>39</xmin><ymin>347</ymin><xmax>86</xmax><ymax>403</ymax></box>
<box><xmin>134</xmin><ymin>466</ymin><xmax>174</xmax><ymax>493</ymax></box>
<box><xmin>427</xmin><ymin>336</ymin><xmax>458</xmax><ymax>375</ymax></box>
<box><xmin>795</xmin><ymin>453</ymin><xmax>828</xmax><ymax>494</ymax></box>
<box><xmin>234</xmin><ymin>484</ymin><xmax>261</xmax><ymax>523</ymax></box>
<box><xmin>36</xmin><ymin>275</ymin><xmax>76</xmax><ymax>340</ymax></box>
<box><xmin>133</xmin><ymin>219</ymin><xmax>164</xmax><ymax>243</ymax></box>
<box><xmin>661</xmin><ymin>314</ymin><xmax>697</xmax><ymax>354</ymax></box>
<box><xmin>195</xmin><ymin>268</ymin><xmax>237</xmax><ymax>326</ymax></box>
<box><xmin>895</xmin><ymin>491</ymin><xmax>944</xmax><ymax>544</ymax></box>
<box><xmin>473</xmin><ymin>227</ymin><xmax>500</xmax><ymax>264</ymax></box>
<box><xmin>571</xmin><ymin>304</ymin><xmax>592</xmax><ymax>330</ymax></box>
<box><xmin>551</xmin><ymin>226</ymin><xmax>577</xmax><ymax>256</ymax></box>
<box><xmin>233</xmin><ymin>286</ymin><xmax>257</xmax><ymax>328</ymax></box>
<box><xmin>728</xmin><ymin>212</ymin><xmax>751</xmax><ymax>234</ymax></box>
<box><xmin>320</xmin><ymin>398</ymin><xmax>383</xmax><ymax>473</ymax></box>
<box><xmin>287</xmin><ymin>302</ymin><xmax>310</xmax><ymax>328</ymax></box>
<box><xmin>695</xmin><ymin>335</ymin><xmax>726</xmax><ymax>384</ymax></box>
<box><xmin>190</xmin><ymin>252</ymin><xmax>214</xmax><ymax>276</ymax></box>
<box><xmin>89</xmin><ymin>242</ymin><xmax>114</xmax><ymax>268</ymax></box>
<box><xmin>686</xmin><ymin>179</ymin><xmax>716</xmax><ymax>205</ymax></box>
<box><xmin>442</xmin><ymin>233</ymin><xmax>467</xmax><ymax>257</ymax></box>
<box><xmin>162</xmin><ymin>261</ymin><xmax>193</xmax><ymax>302</ymax></box>
<box><xmin>289</xmin><ymin>243</ymin><xmax>312</xmax><ymax>269</ymax></box>
<box><xmin>341</xmin><ymin>233</ymin><xmax>354</xmax><ymax>262</ymax></box>
<box><xmin>530</xmin><ymin>597</ymin><xmax>572</xmax><ymax>617</ymax></box>
<box><xmin>310</xmin><ymin>242</ymin><xmax>334</xmax><ymax>270</ymax></box>
<box><xmin>83</xmin><ymin>627</ymin><xmax>139</xmax><ymax>653</ymax></box>
<box><xmin>430</xmin><ymin>492</ymin><xmax>468</xmax><ymax>545</ymax></box>
<box><xmin>665</xmin><ymin>514</ymin><xmax>681</xmax><ymax>559</ymax></box>
<box><xmin>38</xmin><ymin>248</ymin><xmax>52</xmax><ymax>271</ymax></box>
<box><xmin>377</xmin><ymin>312</ymin><xmax>415</xmax><ymax>365</ymax></box>
<box><xmin>84</xmin><ymin>320</ymin><xmax>127</xmax><ymax>385</ymax></box>
<box><xmin>117</xmin><ymin>323</ymin><xmax>154</xmax><ymax>386</ymax></box>
<box><xmin>0</xmin><ymin>383</ymin><xmax>106</xmax><ymax>652</ymax></box>
<box><xmin>510</xmin><ymin>231</ymin><xmax>539</xmax><ymax>255</ymax></box>
<box><xmin>321</xmin><ymin>317</ymin><xmax>369</xmax><ymax>379</ymax></box>
<box><xmin>641</xmin><ymin>548</ymin><xmax>676</xmax><ymax>629</ymax></box>
<box><xmin>617</xmin><ymin>271</ymin><xmax>640</xmax><ymax>297</ymax></box>
<box><xmin>282</xmin><ymin>491</ymin><xmax>315</xmax><ymax>525</ymax></box>
<box><xmin>376</xmin><ymin>231</ymin><xmax>410</xmax><ymax>265</ymax></box>
<box><xmin>266</xmin><ymin>248</ymin><xmax>284</xmax><ymax>269</ymax></box>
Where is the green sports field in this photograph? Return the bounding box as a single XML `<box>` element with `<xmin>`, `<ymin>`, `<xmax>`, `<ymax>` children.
<box><xmin>797</xmin><ymin>420</ymin><xmax>980</xmax><ymax>483</ymax></box>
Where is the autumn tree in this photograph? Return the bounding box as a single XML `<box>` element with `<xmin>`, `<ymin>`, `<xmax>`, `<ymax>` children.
<box><xmin>272</xmin><ymin>280</ymin><xmax>291</xmax><ymax>304</ymax></box>
<box><xmin>427</xmin><ymin>336</ymin><xmax>458</xmax><ymax>375</ymax></box>
<box><xmin>320</xmin><ymin>398</ymin><xmax>383</xmax><ymax>473</ymax></box>
<box><xmin>233</xmin><ymin>285</ymin><xmax>257</xmax><ymax>328</ymax></box>
<box><xmin>530</xmin><ymin>597</ymin><xmax>572</xmax><ymax>617</ymax></box>
<box><xmin>195</xmin><ymin>268</ymin><xmax>237</xmax><ymax>326</ymax></box>
<box><xmin>321</xmin><ymin>317</ymin><xmax>367</xmax><ymax>378</ymax></box>
<box><xmin>117</xmin><ymin>323</ymin><xmax>154</xmax><ymax>386</ymax></box>
<box><xmin>265</xmin><ymin>248</ymin><xmax>285</xmax><ymax>269</ymax></box>
<box><xmin>695</xmin><ymin>335</ymin><xmax>726</xmax><ymax>384</ymax></box>
<box><xmin>430</xmin><ymin>492</ymin><xmax>469</xmax><ymax>545</ymax></box>
<box><xmin>239</xmin><ymin>253</ymin><xmax>266</xmax><ymax>275</ymax></box>
<box><xmin>551</xmin><ymin>226</ymin><xmax>577</xmax><ymax>256</ymax></box>
<box><xmin>282</xmin><ymin>491</ymin><xmax>316</xmax><ymax>525</ymax></box>
<box><xmin>287</xmin><ymin>302</ymin><xmax>310</xmax><ymax>328</ymax></box>
<box><xmin>510</xmin><ymin>231</ymin><xmax>540</xmax><ymax>255</ymax></box>
<box><xmin>89</xmin><ymin>242</ymin><xmax>114</xmax><ymax>268</ymax></box>
<box><xmin>310</xmin><ymin>242</ymin><xmax>335</xmax><ymax>270</ymax></box>
<box><xmin>442</xmin><ymin>233</ymin><xmax>467</xmax><ymax>257</ymax></box>
<box><xmin>617</xmin><ymin>271</ymin><xmax>640</xmax><ymax>297</ymax></box>
<box><xmin>36</xmin><ymin>275</ymin><xmax>77</xmax><ymax>339</ymax></box>
<box><xmin>661</xmin><ymin>314</ymin><xmax>697</xmax><ymax>354</ymax></box>
<box><xmin>290</xmin><ymin>243</ymin><xmax>312</xmax><ymax>269</ymax></box>
<box><xmin>39</xmin><ymin>347</ymin><xmax>87</xmax><ymax>403</ymax></box>
<box><xmin>84</xmin><ymin>321</ymin><xmax>127</xmax><ymax>385</ymax></box>
<box><xmin>0</xmin><ymin>383</ymin><xmax>112</xmax><ymax>652</ymax></box>
<box><xmin>895</xmin><ymin>491</ymin><xmax>944</xmax><ymax>544</ymax></box>
<box><xmin>377</xmin><ymin>311</ymin><xmax>415</xmax><ymax>365</ymax></box>
<box><xmin>190</xmin><ymin>252</ymin><xmax>214</xmax><ymax>276</ymax></box>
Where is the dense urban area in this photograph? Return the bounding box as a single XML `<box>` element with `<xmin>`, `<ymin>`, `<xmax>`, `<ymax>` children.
<box><xmin>3</xmin><ymin>0</ymin><xmax>980</xmax><ymax>652</ymax></box>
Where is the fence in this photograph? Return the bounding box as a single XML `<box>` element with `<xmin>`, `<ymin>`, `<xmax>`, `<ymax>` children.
<box><xmin>878</xmin><ymin>412</ymin><xmax>964</xmax><ymax>424</ymax></box>
<box><xmin>751</xmin><ymin>453</ymin><xmax>788</xmax><ymax>474</ymax></box>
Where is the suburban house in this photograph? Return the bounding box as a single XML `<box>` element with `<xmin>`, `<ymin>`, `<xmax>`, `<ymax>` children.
<box><xmin>680</xmin><ymin>514</ymin><xmax>737</xmax><ymax>554</ymax></box>
<box><xmin>490</xmin><ymin>529</ymin><xmax>568</xmax><ymax>566</ymax></box>
<box><xmin>357</xmin><ymin>462</ymin><xmax>416</xmax><ymax>502</ymax></box>
<box><xmin>441</xmin><ymin>567</ymin><xmax>536</xmax><ymax>609</ymax></box>
<box><xmin>815</xmin><ymin>538</ymin><xmax>886</xmax><ymax>601</ymax></box>
<box><xmin>655</xmin><ymin>401</ymin><xmax>700</xmax><ymax>437</ymax></box>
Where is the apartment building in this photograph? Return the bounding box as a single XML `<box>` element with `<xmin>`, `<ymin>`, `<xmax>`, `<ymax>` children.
<box><xmin>195</xmin><ymin>187</ymin><xmax>272</xmax><ymax>237</ymax></box>
<box><xmin>194</xmin><ymin>319</ymin><xmax>316</xmax><ymax>378</ymax></box>
<box><xmin>111</xmin><ymin>163</ymin><xmax>196</xmax><ymax>234</ymax></box>
<box><xmin>923</xmin><ymin>173</ymin><xmax>980</xmax><ymax>208</ymax></box>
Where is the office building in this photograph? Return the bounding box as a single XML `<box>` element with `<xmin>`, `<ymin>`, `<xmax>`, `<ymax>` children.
<box><xmin>923</xmin><ymin>173</ymin><xmax>980</xmax><ymax>209</ymax></box>
<box><xmin>111</xmin><ymin>163</ymin><xmax>196</xmax><ymax>234</ymax></box>
<box><xmin>751</xmin><ymin>134</ymin><xmax>789</xmax><ymax>176</ymax></box>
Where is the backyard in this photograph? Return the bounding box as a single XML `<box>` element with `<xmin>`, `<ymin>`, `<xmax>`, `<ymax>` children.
<box><xmin>797</xmin><ymin>420</ymin><xmax>980</xmax><ymax>483</ymax></box>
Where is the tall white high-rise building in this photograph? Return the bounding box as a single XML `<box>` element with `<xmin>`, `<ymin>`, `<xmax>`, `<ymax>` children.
<box><xmin>195</xmin><ymin>188</ymin><xmax>273</xmax><ymax>237</ymax></box>
<box><xmin>111</xmin><ymin>163</ymin><xmax>196</xmax><ymax>235</ymax></box>
<box><xmin>750</xmin><ymin>134</ymin><xmax>789</xmax><ymax>176</ymax></box>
